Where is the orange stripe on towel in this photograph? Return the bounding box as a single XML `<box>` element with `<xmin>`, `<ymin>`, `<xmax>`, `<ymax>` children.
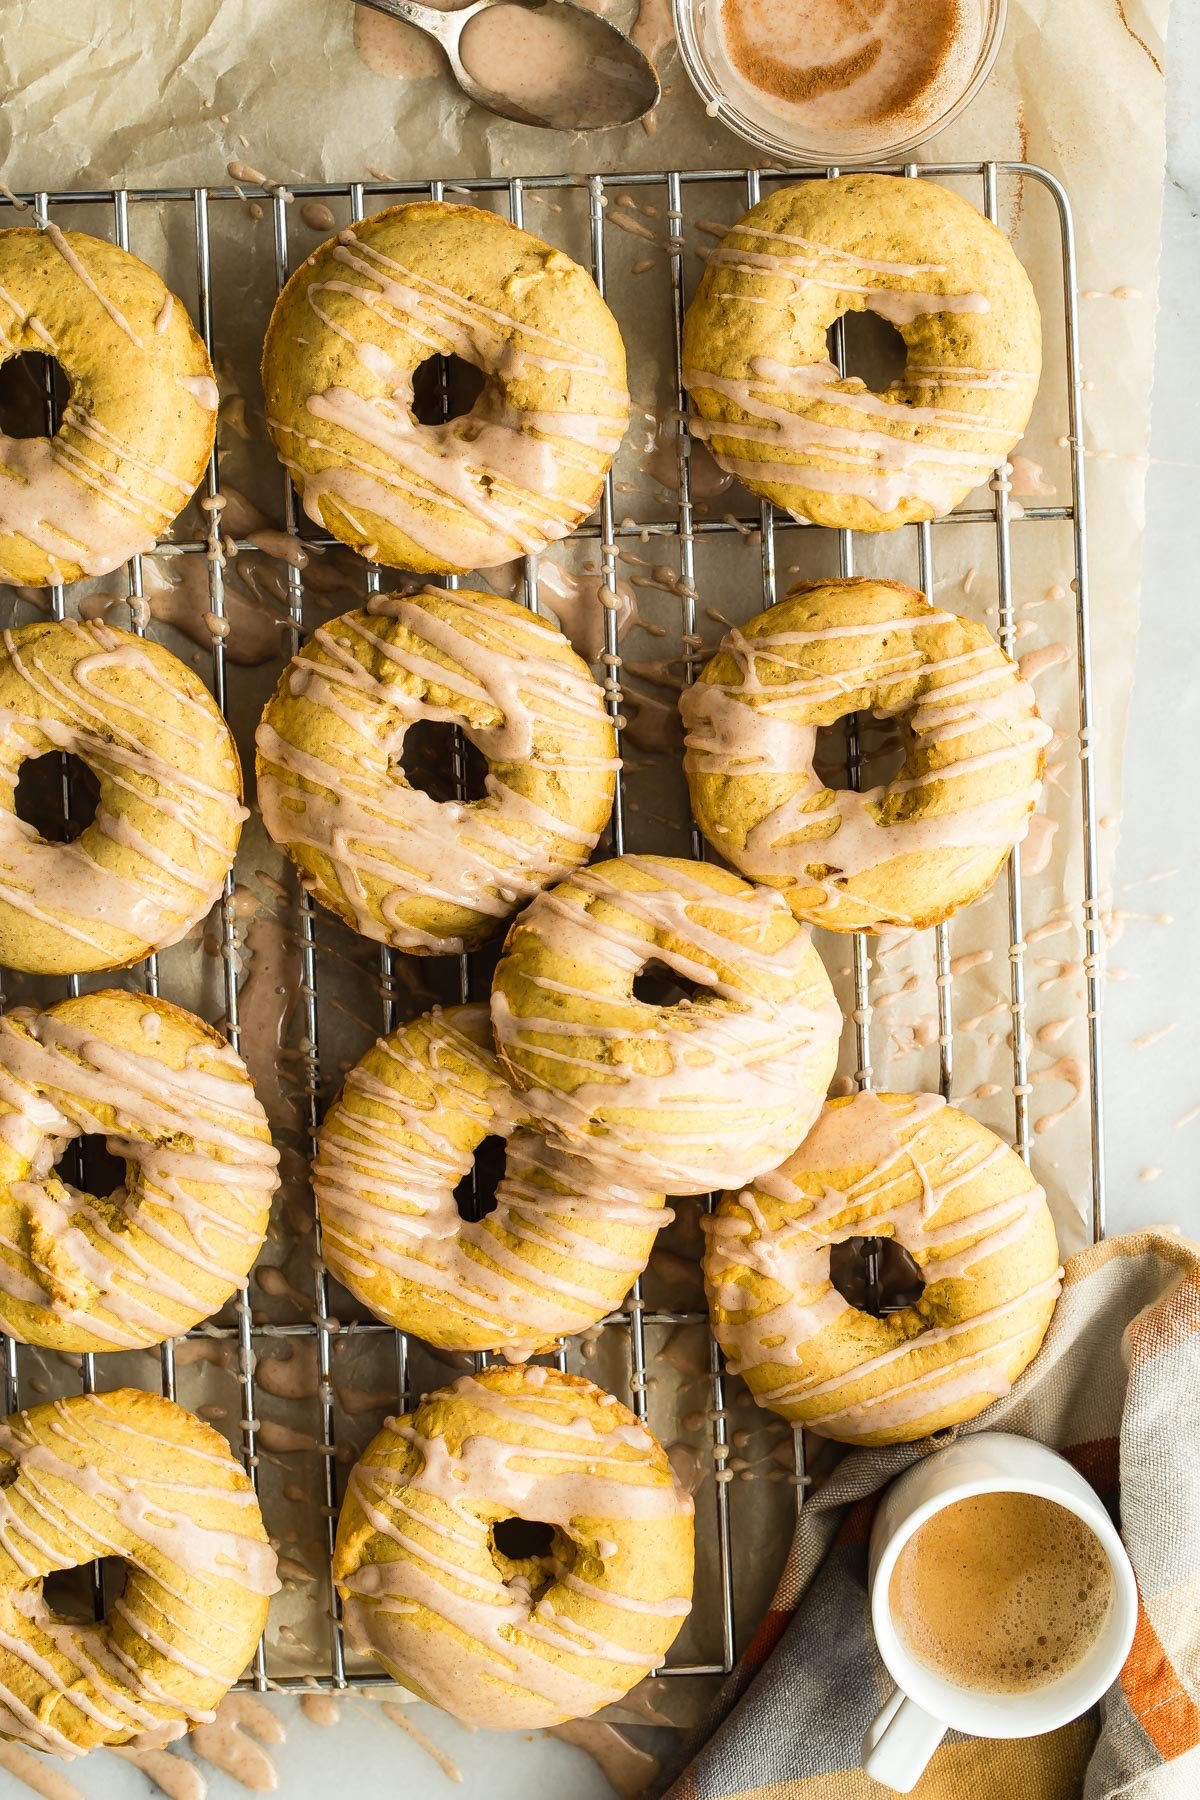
<box><xmin>1121</xmin><ymin>1602</ymin><xmax>1200</xmax><ymax>1760</ymax></box>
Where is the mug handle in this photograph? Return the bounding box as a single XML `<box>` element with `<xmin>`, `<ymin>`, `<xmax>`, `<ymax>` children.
<box><xmin>862</xmin><ymin>1688</ymin><xmax>947</xmax><ymax>1793</ymax></box>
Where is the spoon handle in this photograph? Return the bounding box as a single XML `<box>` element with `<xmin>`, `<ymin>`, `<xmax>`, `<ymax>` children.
<box><xmin>354</xmin><ymin>0</ymin><xmax>470</xmax><ymax>47</ymax></box>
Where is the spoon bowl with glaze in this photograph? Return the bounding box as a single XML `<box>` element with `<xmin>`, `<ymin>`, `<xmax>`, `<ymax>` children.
<box><xmin>355</xmin><ymin>0</ymin><xmax>661</xmax><ymax>130</ymax></box>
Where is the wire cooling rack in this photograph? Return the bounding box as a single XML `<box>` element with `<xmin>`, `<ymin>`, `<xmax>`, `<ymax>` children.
<box><xmin>0</xmin><ymin>161</ymin><xmax>1102</xmax><ymax>1704</ymax></box>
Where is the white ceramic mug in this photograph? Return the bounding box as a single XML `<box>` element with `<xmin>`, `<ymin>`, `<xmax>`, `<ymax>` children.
<box><xmin>863</xmin><ymin>1432</ymin><xmax>1138</xmax><ymax>1794</ymax></box>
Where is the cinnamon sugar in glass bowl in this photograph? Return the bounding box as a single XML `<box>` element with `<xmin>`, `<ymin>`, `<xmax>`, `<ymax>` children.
<box><xmin>674</xmin><ymin>0</ymin><xmax>1006</xmax><ymax>166</ymax></box>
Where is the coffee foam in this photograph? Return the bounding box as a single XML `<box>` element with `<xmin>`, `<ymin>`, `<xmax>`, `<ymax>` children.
<box><xmin>889</xmin><ymin>1491</ymin><xmax>1114</xmax><ymax>1695</ymax></box>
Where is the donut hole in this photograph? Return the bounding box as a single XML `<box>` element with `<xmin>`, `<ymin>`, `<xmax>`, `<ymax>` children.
<box><xmin>813</xmin><ymin>717</ymin><xmax>908</xmax><ymax>793</ymax></box>
<box><xmin>632</xmin><ymin>959</ymin><xmax>713</xmax><ymax>1010</ymax></box>
<box><xmin>76</xmin><ymin>1134</ymin><xmax>131</xmax><ymax>1202</ymax></box>
<box><xmin>14</xmin><ymin>751</ymin><xmax>100</xmax><ymax>843</ymax></box>
<box><xmin>826</xmin><ymin>311</ymin><xmax>907</xmax><ymax>394</ymax></box>
<box><xmin>491</xmin><ymin>1517</ymin><xmax>556</xmax><ymax>1562</ymax></box>
<box><xmin>397</xmin><ymin>720</ymin><xmax>489</xmax><ymax>807</ymax></box>
<box><xmin>41</xmin><ymin>1556</ymin><xmax>125</xmax><ymax>1623</ymax></box>
<box><xmin>829</xmin><ymin>1235</ymin><xmax>925</xmax><ymax>1317</ymax></box>
<box><xmin>0</xmin><ymin>350</ymin><xmax>71</xmax><ymax>440</ymax></box>
<box><xmin>410</xmin><ymin>353</ymin><xmax>487</xmax><ymax>427</ymax></box>
<box><xmin>454</xmin><ymin>1132</ymin><xmax>507</xmax><ymax>1221</ymax></box>
<box><xmin>489</xmin><ymin>1516</ymin><xmax>566</xmax><ymax>1600</ymax></box>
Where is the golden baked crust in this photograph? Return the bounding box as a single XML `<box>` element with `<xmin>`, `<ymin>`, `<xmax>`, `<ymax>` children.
<box><xmin>314</xmin><ymin>1003</ymin><xmax>667</xmax><ymax>1357</ymax></box>
<box><xmin>0</xmin><ymin>227</ymin><xmax>217</xmax><ymax>585</ymax></box>
<box><xmin>704</xmin><ymin>1092</ymin><xmax>1061</xmax><ymax>1445</ymax></box>
<box><xmin>255</xmin><ymin>586</ymin><xmax>616</xmax><ymax>954</ymax></box>
<box><xmin>0</xmin><ymin>990</ymin><xmax>278</xmax><ymax>1353</ymax></box>
<box><xmin>682</xmin><ymin>577</ymin><xmax>1050</xmax><ymax>934</ymax></box>
<box><xmin>490</xmin><ymin>853</ymin><xmax>841</xmax><ymax>1196</ymax></box>
<box><xmin>0</xmin><ymin>619</ymin><xmax>248</xmax><ymax>975</ymax></box>
<box><xmin>0</xmin><ymin>1389</ymin><xmax>278</xmax><ymax>1755</ymax></box>
<box><xmin>682</xmin><ymin>174</ymin><xmax>1041</xmax><ymax>531</ymax></box>
<box><xmin>333</xmin><ymin>1366</ymin><xmax>694</xmax><ymax>1729</ymax></box>
<box><xmin>261</xmin><ymin>202</ymin><xmax>629</xmax><ymax>574</ymax></box>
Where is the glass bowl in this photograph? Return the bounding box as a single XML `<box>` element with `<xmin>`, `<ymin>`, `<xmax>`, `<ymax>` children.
<box><xmin>673</xmin><ymin>0</ymin><xmax>1007</xmax><ymax>167</ymax></box>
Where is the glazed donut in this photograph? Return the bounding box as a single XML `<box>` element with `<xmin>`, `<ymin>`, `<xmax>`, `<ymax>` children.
<box><xmin>0</xmin><ymin>990</ymin><xmax>278</xmax><ymax>1353</ymax></box>
<box><xmin>682</xmin><ymin>578</ymin><xmax>1050</xmax><ymax>934</ymax></box>
<box><xmin>315</xmin><ymin>1004</ymin><xmax>667</xmax><ymax>1358</ymax></box>
<box><xmin>333</xmin><ymin>1366</ymin><xmax>694</xmax><ymax>1729</ymax></box>
<box><xmin>262</xmin><ymin>202</ymin><xmax>629</xmax><ymax>574</ymax></box>
<box><xmin>0</xmin><ymin>619</ymin><xmax>248</xmax><ymax>975</ymax></box>
<box><xmin>0</xmin><ymin>1389</ymin><xmax>278</xmax><ymax>1755</ymax></box>
<box><xmin>256</xmin><ymin>586</ymin><xmax>616</xmax><ymax>955</ymax></box>
<box><xmin>704</xmin><ymin>1091</ymin><xmax>1061</xmax><ymax>1446</ymax></box>
<box><xmin>491</xmin><ymin>854</ymin><xmax>841</xmax><ymax>1196</ymax></box>
<box><xmin>682</xmin><ymin>174</ymin><xmax>1041</xmax><ymax>532</ymax></box>
<box><xmin>0</xmin><ymin>227</ymin><xmax>217</xmax><ymax>585</ymax></box>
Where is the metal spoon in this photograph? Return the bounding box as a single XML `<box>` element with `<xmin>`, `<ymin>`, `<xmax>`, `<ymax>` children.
<box><xmin>355</xmin><ymin>0</ymin><xmax>660</xmax><ymax>130</ymax></box>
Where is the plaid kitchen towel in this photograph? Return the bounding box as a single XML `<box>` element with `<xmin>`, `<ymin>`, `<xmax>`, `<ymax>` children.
<box><xmin>664</xmin><ymin>1227</ymin><xmax>1200</xmax><ymax>1800</ymax></box>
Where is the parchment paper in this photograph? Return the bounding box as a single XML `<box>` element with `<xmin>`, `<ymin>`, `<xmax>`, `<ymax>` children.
<box><xmin>0</xmin><ymin>0</ymin><xmax>1172</xmax><ymax>1784</ymax></box>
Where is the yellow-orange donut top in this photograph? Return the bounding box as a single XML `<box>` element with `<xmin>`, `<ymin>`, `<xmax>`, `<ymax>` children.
<box><xmin>255</xmin><ymin>586</ymin><xmax>616</xmax><ymax>954</ymax></box>
<box><xmin>0</xmin><ymin>227</ymin><xmax>217</xmax><ymax>585</ymax></box>
<box><xmin>0</xmin><ymin>619</ymin><xmax>248</xmax><ymax>975</ymax></box>
<box><xmin>491</xmin><ymin>853</ymin><xmax>841</xmax><ymax>1196</ymax></box>
<box><xmin>682</xmin><ymin>175</ymin><xmax>1041</xmax><ymax>532</ymax></box>
<box><xmin>314</xmin><ymin>1003</ymin><xmax>667</xmax><ymax>1357</ymax></box>
<box><xmin>704</xmin><ymin>1092</ymin><xmax>1061</xmax><ymax>1445</ymax></box>
<box><xmin>333</xmin><ymin>1366</ymin><xmax>694</xmax><ymax>1730</ymax></box>
<box><xmin>0</xmin><ymin>1389</ymin><xmax>278</xmax><ymax>1755</ymax></box>
<box><xmin>0</xmin><ymin>990</ymin><xmax>279</xmax><ymax>1354</ymax></box>
<box><xmin>262</xmin><ymin>202</ymin><xmax>629</xmax><ymax>575</ymax></box>
<box><xmin>682</xmin><ymin>578</ymin><xmax>1050</xmax><ymax>933</ymax></box>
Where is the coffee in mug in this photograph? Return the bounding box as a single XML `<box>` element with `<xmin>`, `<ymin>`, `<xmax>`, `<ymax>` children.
<box><xmin>888</xmin><ymin>1490</ymin><xmax>1115</xmax><ymax>1694</ymax></box>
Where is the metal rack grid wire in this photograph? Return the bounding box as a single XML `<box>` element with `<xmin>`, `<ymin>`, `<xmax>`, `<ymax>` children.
<box><xmin>0</xmin><ymin>158</ymin><xmax>1103</xmax><ymax>1699</ymax></box>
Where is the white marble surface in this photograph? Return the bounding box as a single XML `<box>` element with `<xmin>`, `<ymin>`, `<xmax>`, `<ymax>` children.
<box><xmin>11</xmin><ymin>11</ymin><xmax>1197</xmax><ymax>1800</ymax></box>
<box><xmin>1100</xmin><ymin>1</ymin><xmax>1200</xmax><ymax>1233</ymax></box>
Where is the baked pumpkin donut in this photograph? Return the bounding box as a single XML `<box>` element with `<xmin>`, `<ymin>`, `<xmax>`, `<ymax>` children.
<box><xmin>262</xmin><ymin>202</ymin><xmax>629</xmax><ymax>574</ymax></box>
<box><xmin>315</xmin><ymin>1003</ymin><xmax>667</xmax><ymax>1357</ymax></box>
<box><xmin>704</xmin><ymin>1091</ymin><xmax>1061</xmax><ymax>1446</ymax></box>
<box><xmin>333</xmin><ymin>1366</ymin><xmax>694</xmax><ymax>1728</ymax></box>
<box><xmin>0</xmin><ymin>1388</ymin><xmax>278</xmax><ymax>1755</ymax></box>
<box><xmin>0</xmin><ymin>990</ymin><xmax>279</xmax><ymax>1352</ymax></box>
<box><xmin>0</xmin><ymin>619</ymin><xmax>248</xmax><ymax>975</ymax></box>
<box><xmin>491</xmin><ymin>854</ymin><xmax>841</xmax><ymax>1196</ymax></box>
<box><xmin>682</xmin><ymin>175</ymin><xmax>1041</xmax><ymax>531</ymax></box>
<box><xmin>0</xmin><ymin>227</ymin><xmax>217</xmax><ymax>585</ymax></box>
<box><xmin>256</xmin><ymin>586</ymin><xmax>616</xmax><ymax>954</ymax></box>
<box><xmin>682</xmin><ymin>578</ymin><xmax>1050</xmax><ymax>934</ymax></box>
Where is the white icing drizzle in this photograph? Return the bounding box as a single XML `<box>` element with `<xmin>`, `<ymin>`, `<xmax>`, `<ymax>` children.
<box><xmin>704</xmin><ymin>1091</ymin><xmax>1062</xmax><ymax>1442</ymax></box>
<box><xmin>491</xmin><ymin>855</ymin><xmax>841</xmax><ymax>1196</ymax></box>
<box><xmin>314</xmin><ymin>1004</ymin><xmax>668</xmax><ymax>1358</ymax></box>
<box><xmin>0</xmin><ymin>993</ymin><xmax>278</xmax><ymax>1350</ymax></box>
<box><xmin>685</xmin><ymin>197</ymin><xmax>1038</xmax><ymax>521</ymax></box>
<box><xmin>255</xmin><ymin>588</ymin><xmax>615</xmax><ymax>954</ymax></box>
<box><xmin>0</xmin><ymin>1391</ymin><xmax>278</xmax><ymax>1757</ymax></box>
<box><xmin>681</xmin><ymin>584</ymin><xmax>1051</xmax><ymax>932</ymax></box>
<box><xmin>335</xmin><ymin>1368</ymin><xmax>693</xmax><ymax>1731</ymax></box>
<box><xmin>269</xmin><ymin>213</ymin><xmax>629</xmax><ymax>571</ymax></box>
<box><xmin>42</xmin><ymin>226</ymin><xmax>144</xmax><ymax>349</ymax></box>
<box><xmin>0</xmin><ymin>619</ymin><xmax>247</xmax><ymax>968</ymax></box>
